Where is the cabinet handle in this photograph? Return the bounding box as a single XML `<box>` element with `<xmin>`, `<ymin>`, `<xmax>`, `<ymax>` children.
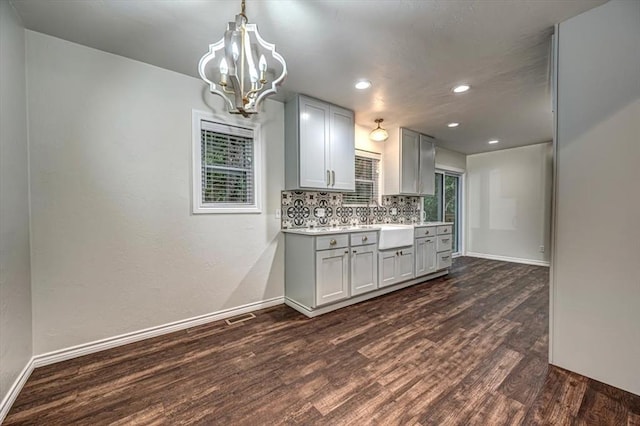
<box><xmin>442</xmin><ymin>255</ymin><xmax>450</xmax><ymax>259</ymax></box>
<box><xmin>443</xmin><ymin>239</ymin><xmax>450</xmax><ymax>242</ymax></box>
<box><xmin>400</xmin><ymin>250</ymin><xmax>403</xmax><ymax>256</ymax></box>
<box><xmin>331</xmin><ymin>170</ymin><xmax>336</xmax><ymax>187</ymax></box>
<box><xmin>326</xmin><ymin>170</ymin><xmax>330</xmax><ymax>186</ymax></box>
<box><xmin>353</xmin><ymin>250</ymin><xmax>357</xmax><ymax>254</ymax></box>
<box><xmin>396</xmin><ymin>251</ymin><xmax>399</xmax><ymax>256</ymax></box>
<box><xmin>329</xmin><ymin>239</ymin><xmax>337</xmax><ymax>246</ymax></box>
<box><xmin>362</xmin><ymin>236</ymin><xmax>368</xmax><ymax>242</ymax></box>
<box><xmin>344</xmin><ymin>250</ymin><xmax>349</xmax><ymax>254</ymax></box>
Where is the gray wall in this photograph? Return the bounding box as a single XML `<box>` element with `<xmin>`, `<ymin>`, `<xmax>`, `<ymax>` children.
<box><xmin>467</xmin><ymin>143</ymin><xmax>552</xmax><ymax>264</ymax></box>
<box><xmin>0</xmin><ymin>0</ymin><xmax>33</xmax><ymax>409</ymax></box>
<box><xmin>26</xmin><ymin>31</ymin><xmax>285</xmax><ymax>355</ymax></box>
<box><xmin>552</xmin><ymin>0</ymin><xmax>640</xmax><ymax>395</ymax></box>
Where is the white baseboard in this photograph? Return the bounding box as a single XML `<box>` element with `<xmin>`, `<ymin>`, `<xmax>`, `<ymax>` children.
<box><xmin>465</xmin><ymin>252</ymin><xmax>550</xmax><ymax>267</ymax></box>
<box><xmin>0</xmin><ymin>357</ymin><xmax>35</xmax><ymax>423</ymax></box>
<box><xmin>32</xmin><ymin>296</ymin><xmax>284</xmax><ymax>368</ymax></box>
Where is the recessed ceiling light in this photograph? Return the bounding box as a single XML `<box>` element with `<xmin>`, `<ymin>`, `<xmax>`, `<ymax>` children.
<box><xmin>355</xmin><ymin>79</ymin><xmax>372</xmax><ymax>90</ymax></box>
<box><xmin>488</xmin><ymin>139</ymin><xmax>499</xmax><ymax>144</ymax></box>
<box><xmin>453</xmin><ymin>84</ymin><xmax>470</xmax><ymax>93</ymax></box>
<box><xmin>447</xmin><ymin>122</ymin><xmax>460</xmax><ymax>128</ymax></box>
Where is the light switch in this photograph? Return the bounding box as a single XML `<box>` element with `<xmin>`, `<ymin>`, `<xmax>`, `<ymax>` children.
<box><xmin>275</xmin><ymin>209</ymin><xmax>281</xmax><ymax>219</ymax></box>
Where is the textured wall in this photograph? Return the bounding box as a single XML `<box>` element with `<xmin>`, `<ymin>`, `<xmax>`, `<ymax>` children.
<box><xmin>552</xmin><ymin>0</ymin><xmax>640</xmax><ymax>395</ymax></box>
<box><xmin>26</xmin><ymin>31</ymin><xmax>285</xmax><ymax>355</ymax></box>
<box><xmin>0</xmin><ymin>0</ymin><xmax>32</xmax><ymax>410</ymax></box>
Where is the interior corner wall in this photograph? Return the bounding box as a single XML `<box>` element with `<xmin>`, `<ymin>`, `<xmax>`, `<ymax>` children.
<box><xmin>552</xmin><ymin>0</ymin><xmax>640</xmax><ymax>395</ymax></box>
<box><xmin>25</xmin><ymin>31</ymin><xmax>285</xmax><ymax>355</ymax></box>
<box><xmin>0</xmin><ymin>0</ymin><xmax>33</xmax><ymax>408</ymax></box>
<box><xmin>466</xmin><ymin>143</ymin><xmax>552</xmax><ymax>264</ymax></box>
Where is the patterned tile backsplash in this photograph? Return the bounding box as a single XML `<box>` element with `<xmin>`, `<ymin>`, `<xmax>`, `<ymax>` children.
<box><xmin>281</xmin><ymin>191</ymin><xmax>422</xmax><ymax>229</ymax></box>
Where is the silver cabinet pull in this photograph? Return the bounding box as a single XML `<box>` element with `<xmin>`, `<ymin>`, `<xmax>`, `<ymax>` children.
<box><xmin>443</xmin><ymin>238</ymin><xmax>450</xmax><ymax>242</ymax></box>
<box><xmin>362</xmin><ymin>236</ymin><xmax>368</xmax><ymax>242</ymax></box>
<box><xmin>326</xmin><ymin>170</ymin><xmax>330</xmax><ymax>186</ymax></box>
<box><xmin>330</xmin><ymin>239</ymin><xmax>337</xmax><ymax>246</ymax></box>
<box><xmin>331</xmin><ymin>170</ymin><xmax>336</xmax><ymax>187</ymax></box>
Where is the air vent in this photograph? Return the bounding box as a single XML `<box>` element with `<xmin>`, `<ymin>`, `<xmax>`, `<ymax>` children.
<box><xmin>225</xmin><ymin>312</ymin><xmax>256</xmax><ymax>326</ymax></box>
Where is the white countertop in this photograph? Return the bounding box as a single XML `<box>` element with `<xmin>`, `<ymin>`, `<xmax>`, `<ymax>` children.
<box><xmin>281</xmin><ymin>222</ymin><xmax>453</xmax><ymax>236</ymax></box>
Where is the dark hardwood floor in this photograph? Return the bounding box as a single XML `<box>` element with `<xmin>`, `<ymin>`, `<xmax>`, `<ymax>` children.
<box><xmin>6</xmin><ymin>257</ymin><xmax>640</xmax><ymax>425</ymax></box>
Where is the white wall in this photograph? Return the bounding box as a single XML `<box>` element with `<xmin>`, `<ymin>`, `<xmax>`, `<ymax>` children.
<box><xmin>552</xmin><ymin>0</ymin><xmax>640</xmax><ymax>395</ymax></box>
<box><xmin>26</xmin><ymin>31</ymin><xmax>285</xmax><ymax>355</ymax></box>
<box><xmin>467</xmin><ymin>143</ymin><xmax>552</xmax><ymax>264</ymax></box>
<box><xmin>0</xmin><ymin>0</ymin><xmax>33</xmax><ymax>410</ymax></box>
<box><xmin>435</xmin><ymin>146</ymin><xmax>466</xmax><ymax>171</ymax></box>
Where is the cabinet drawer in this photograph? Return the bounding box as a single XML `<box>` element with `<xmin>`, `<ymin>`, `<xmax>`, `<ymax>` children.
<box><xmin>316</xmin><ymin>234</ymin><xmax>349</xmax><ymax>250</ymax></box>
<box><xmin>437</xmin><ymin>251</ymin><xmax>452</xmax><ymax>270</ymax></box>
<box><xmin>350</xmin><ymin>231</ymin><xmax>377</xmax><ymax>247</ymax></box>
<box><xmin>414</xmin><ymin>226</ymin><xmax>436</xmax><ymax>238</ymax></box>
<box><xmin>437</xmin><ymin>234</ymin><xmax>452</xmax><ymax>252</ymax></box>
<box><xmin>437</xmin><ymin>225</ymin><xmax>452</xmax><ymax>235</ymax></box>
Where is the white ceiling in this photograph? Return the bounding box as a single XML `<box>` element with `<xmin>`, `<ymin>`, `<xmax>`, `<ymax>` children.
<box><xmin>11</xmin><ymin>0</ymin><xmax>606</xmax><ymax>154</ymax></box>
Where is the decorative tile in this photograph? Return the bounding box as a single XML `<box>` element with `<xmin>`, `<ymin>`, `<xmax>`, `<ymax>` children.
<box><xmin>281</xmin><ymin>190</ymin><xmax>421</xmax><ymax>229</ymax></box>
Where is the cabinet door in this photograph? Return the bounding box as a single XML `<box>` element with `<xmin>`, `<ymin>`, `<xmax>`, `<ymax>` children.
<box><xmin>351</xmin><ymin>244</ymin><xmax>378</xmax><ymax>296</ymax></box>
<box><xmin>419</xmin><ymin>134</ymin><xmax>435</xmax><ymax>195</ymax></box>
<box><xmin>378</xmin><ymin>250</ymin><xmax>398</xmax><ymax>288</ymax></box>
<box><xmin>400</xmin><ymin>128</ymin><xmax>420</xmax><ymax>194</ymax></box>
<box><xmin>425</xmin><ymin>238</ymin><xmax>437</xmax><ymax>274</ymax></box>
<box><xmin>398</xmin><ymin>247</ymin><xmax>415</xmax><ymax>281</ymax></box>
<box><xmin>329</xmin><ymin>106</ymin><xmax>355</xmax><ymax>191</ymax></box>
<box><xmin>316</xmin><ymin>249</ymin><xmax>349</xmax><ymax>306</ymax></box>
<box><xmin>415</xmin><ymin>237</ymin><xmax>427</xmax><ymax>277</ymax></box>
<box><xmin>299</xmin><ymin>97</ymin><xmax>330</xmax><ymax>189</ymax></box>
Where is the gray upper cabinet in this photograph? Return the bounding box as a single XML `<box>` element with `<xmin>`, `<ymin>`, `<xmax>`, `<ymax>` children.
<box><xmin>384</xmin><ymin>128</ymin><xmax>436</xmax><ymax>195</ymax></box>
<box><xmin>418</xmin><ymin>134</ymin><xmax>435</xmax><ymax>195</ymax></box>
<box><xmin>285</xmin><ymin>95</ymin><xmax>355</xmax><ymax>191</ymax></box>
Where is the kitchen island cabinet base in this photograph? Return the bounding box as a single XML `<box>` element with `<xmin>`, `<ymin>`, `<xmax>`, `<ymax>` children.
<box><xmin>285</xmin><ymin>270</ymin><xmax>448</xmax><ymax>318</ymax></box>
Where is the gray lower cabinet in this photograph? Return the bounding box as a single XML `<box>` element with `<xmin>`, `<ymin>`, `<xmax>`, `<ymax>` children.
<box><xmin>350</xmin><ymin>244</ymin><xmax>378</xmax><ymax>296</ymax></box>
<box><xmin>379</xmin><ymin>247</ymin><xmax>415</xmax><ymax>288</ymax></box>
<box><xmin>415</xmin><ymin>236</ymin><xmax>437</xmax><ymax>277</ymax></box>
<box><xmin>316</xmin><ymin>248</ymin><xmax>350</xmax><ymax>306</ymax></box>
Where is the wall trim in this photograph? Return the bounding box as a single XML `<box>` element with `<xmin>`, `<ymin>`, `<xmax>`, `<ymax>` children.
<box><xmin>466</xmin><ymin>252</ymin><xmax>550</xmax><ymax>267</ymax></box>
<box><xmin>0</xmin><ymin>357</ymin><xmax>35</xmax><ymax>423</ymax></box>
<box><xmin>32</xmin><ymin>296</ymin><xmax>284</xmax><ymax>368</ymax></box>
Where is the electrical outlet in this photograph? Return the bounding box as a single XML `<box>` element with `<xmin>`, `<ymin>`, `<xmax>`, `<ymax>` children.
<box><xmin>275</xmin><ymin>209</ymin><xmax>281</xmax><ymax>219</ymax></box>
<box><xmin>539</xmin><ymin>245</ymin><xmax>545</xmax><ymax>253</ymax></box>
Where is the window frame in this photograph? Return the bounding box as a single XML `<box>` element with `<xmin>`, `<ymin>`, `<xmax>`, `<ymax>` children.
<box><xmin>192</xmin><ymin>109</ymin><xmax>262</xmax><ymax>214</ymax></box>
<box><xmin>342</xmin><ymin>149</ymin><xmax>383</xmax><ymax>207</ymax></box>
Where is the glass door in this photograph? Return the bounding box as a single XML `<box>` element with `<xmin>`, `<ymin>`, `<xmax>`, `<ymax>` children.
<box><xmin>423</xmin><ymin>171</ymin><xmax>462</xmax><ymax>255</ymax></box>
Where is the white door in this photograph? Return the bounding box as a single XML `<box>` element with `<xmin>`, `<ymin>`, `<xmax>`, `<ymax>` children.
<box><xmin>398</xmin><ymin>247</ymin><xmax>415</xmax><ymax>281</ymax></box>
<box><xmin>316</xmin><ymin>248</ymin><xmax>349</xmax><ymax>306</ymax></box>
<box><xmin>418</xmin><ymin>134</ymin><xmax>435</xmax><ymax>195</ymax></box>
<box><xmin>425</xmin><ymin>238</ymin><xmax>438</xmax><ymax>274</ymax></box>
<box><xmin>329</xmin><ymin>105</ymin><xmax>355</xmax><ymax>191</ymax></box>
<box><xmin>299</xmin><ymin>97</ymin><xmax>330</xmax><ymax>189</ymax></box>
<box><xmin>351</xmin><ymin>244</ymin><xmax>378</xmax><ymax>296</ymax></box>
<box><xmin>415</xmin><ymin>237</ymin><xmax>427</xmax><ymax>277</ymax></box>
<box><xmin>378</xmin><ymin>250</ymin><xmax>398</xmax><ymax>288</ymax></box>
<box><xmin>400</xmin><ymin>128</ymin><xmax>419</xmax><ymax>194</ymax></box>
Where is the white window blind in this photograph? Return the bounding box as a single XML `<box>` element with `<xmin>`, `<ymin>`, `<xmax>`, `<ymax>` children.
<box><xmin>343</xmin><ymin>154</ymin><xmax>380</xmax><ymax>205</ymax></box>
<box><xmin>201</xmin><ymin>120</ymin><xmax>255</xmax><ymax>206</ymax></box>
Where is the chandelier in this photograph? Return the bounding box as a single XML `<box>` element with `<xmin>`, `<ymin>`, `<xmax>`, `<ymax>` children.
<box><xmin>198</xmin><ymin>0</ymin><xmax>287</xmax><ymax>118</ymax></box>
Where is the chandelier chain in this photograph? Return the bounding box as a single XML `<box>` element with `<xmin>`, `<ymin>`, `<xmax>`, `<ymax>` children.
<box><xmin>240</xmin><ymin>0</ymin><xmax>247</xmax><ymax>20</ymax></box>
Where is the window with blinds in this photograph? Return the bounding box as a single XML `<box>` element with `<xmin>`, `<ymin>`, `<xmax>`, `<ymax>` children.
<box><xmin>193</xmin><ymin>112</ymin><xmax>261</xmax><ymax>214</ymax></box>
<box><xmin>343</xmin><ymin>152</ymin><xmax>381</xmax><ymax>205</ymax></box>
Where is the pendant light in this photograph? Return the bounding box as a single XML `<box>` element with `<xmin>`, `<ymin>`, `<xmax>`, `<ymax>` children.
<box><xmin>369</xmin><ymin>118</ymin><xmax>389</xmax><ymax>142</ymax></box>
<box><xmin>198</xmin><ymin>0</ymin><xmax>287</xmax><ymax>118</ymax></box>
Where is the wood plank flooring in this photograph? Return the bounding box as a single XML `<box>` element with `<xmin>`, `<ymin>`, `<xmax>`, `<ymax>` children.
<box><xmin>6</xmin><ymin>257</ymin><xmax>640</xmax><ymax>425</ymax></box>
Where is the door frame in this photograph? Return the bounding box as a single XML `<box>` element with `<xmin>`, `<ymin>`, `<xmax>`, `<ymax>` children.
<box><xmin>434</xmin><ymin>164</ymin><xmax>466</xmax><ymax>257</ymax></box>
